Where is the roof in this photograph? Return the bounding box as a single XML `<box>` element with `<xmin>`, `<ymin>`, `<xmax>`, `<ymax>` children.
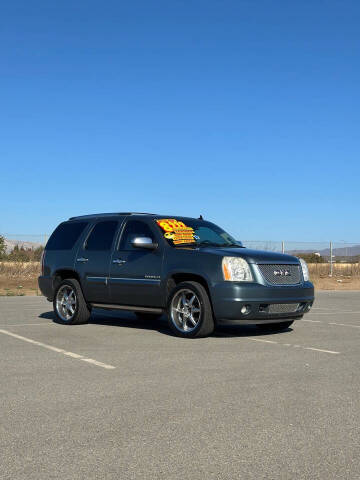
<box><xmin>68</xmin><ymin>212</ymin><xmax>158</xmax><ymax>220</ymax></box>
<box><xmin>68</xmin><ymin>213</ymin><xmax>206</xmax><ymax>222</ymax></box>
<box><xmin>69</xmin><ymin>212</ymin><xmax>205</xmax><ymax>222</ymax></box>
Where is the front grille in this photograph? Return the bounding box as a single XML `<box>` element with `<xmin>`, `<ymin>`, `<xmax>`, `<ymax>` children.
<box><xmin>268</xmin><ymin>303</ymin><xmax>299</xmax><ymax>314</ymax></box>
<box><xmin>258</xmin><ymin>264</ymin><xmax>301</xmax><ymax>285</ymax></box>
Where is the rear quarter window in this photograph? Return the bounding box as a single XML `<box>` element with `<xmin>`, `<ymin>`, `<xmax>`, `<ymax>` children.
<box><xmin>85</xmin><ymin>220</ymin><xmax>118</xmax><ymax>251</ymax></box>
<box><xmin>46</xmin><ymin>222</ymin><xmax>88</xmax><ymax>250</ymax></box>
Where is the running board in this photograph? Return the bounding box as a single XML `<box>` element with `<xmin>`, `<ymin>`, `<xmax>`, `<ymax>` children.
<box><xmin>91</xmin><ymin>303</ymin><xmax>163</xmax><ymax>314</ymax></box>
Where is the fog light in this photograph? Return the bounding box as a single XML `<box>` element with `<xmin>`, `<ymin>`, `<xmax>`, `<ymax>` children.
<box><xmin>241</xmin><ymin>305</ymin><xmax>251</xmax><ymax>315</ymax></box>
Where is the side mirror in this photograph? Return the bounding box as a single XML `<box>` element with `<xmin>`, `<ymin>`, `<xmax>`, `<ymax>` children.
<box><xmin>131</xmin><ymin>236</ymin><xmax>158</xmax><ymax>250</ymax></box>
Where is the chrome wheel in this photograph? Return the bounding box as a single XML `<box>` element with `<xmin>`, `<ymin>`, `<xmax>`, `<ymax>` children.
<box><xmin>170</xmin><ymin>288</ymin><xmax>201</xmax><ymax>333</ymax></box>
<box><xmin>56</xmin><ymin>285</ymin><xmax>77</xmax><ymax>322</ymax></box>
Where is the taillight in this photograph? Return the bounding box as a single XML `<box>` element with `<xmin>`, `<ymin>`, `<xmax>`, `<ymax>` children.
<box><xmin>41</xmin><ymin>250</ymin><xmax>45</xmax><ymax>275</ymax></box>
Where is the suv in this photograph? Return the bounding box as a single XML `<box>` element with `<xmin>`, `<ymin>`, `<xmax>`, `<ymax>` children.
<box><xmin>38</xmin><ymin>213</ymin><xmax>314</xmax><ymax>338</ymax></box>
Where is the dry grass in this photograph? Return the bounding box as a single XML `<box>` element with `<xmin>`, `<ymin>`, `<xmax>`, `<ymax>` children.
<box><xmin>308</xmin><ymin>263</ymin><xmax>360</xmax><ymax>276</ymax></box>
<box><xmin>312</xmin><ymin>276</ymin><xmax>360</xmax><ymax>290</ymax></box>
<box><xmin>0</xmin><ymin>261</ymin><xmax>359</xmax><ymax>296</ymax></box>
<box><xmin>308</xmin><ymin>263</ymin><xmax>360</xmax><ymax>290</ymax></box>
<box><xmin>0</xmin><ymin>261</ymin><xmax>41</xmax><ymax>296</ymax></box>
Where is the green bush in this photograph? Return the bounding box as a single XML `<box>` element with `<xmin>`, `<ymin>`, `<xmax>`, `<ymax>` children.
<box><xmin>0</xmin><ymin>236</ymin><xmax>6</xmax><ymax>259</ymax></box>
<box><xmin>297</xmin><ymin>253</ymin><xmax>325</xmax><ymax>263</ymax></box>
<box><xmin>2</xmin><ymin>244</ymin><xmax>44</xmax><ymax>262</ymax></box>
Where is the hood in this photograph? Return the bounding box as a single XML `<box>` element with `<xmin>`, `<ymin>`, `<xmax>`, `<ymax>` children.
<box><xmin>199</xmin><ymin>247</ymin><xmax>300</xmax><ymax>264</ymax></box>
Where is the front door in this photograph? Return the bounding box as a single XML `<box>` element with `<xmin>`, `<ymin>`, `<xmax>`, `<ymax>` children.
<box><xmin>109</xmin><ymin>219</ymin><xmax>163</xmax><ymax>307</ymax></box>
<box><xmin>76</xmin><ymin>219</ymin><xmax>122</xmax><ymax>303</ymax></box>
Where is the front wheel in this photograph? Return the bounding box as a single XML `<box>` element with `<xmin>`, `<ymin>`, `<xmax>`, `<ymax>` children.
<box><xmin>257</xmin><ymin>320</ymin><xmax>294</xmax><ymax>331</ymax></box>
<box><xmin>167</xmin><ymin>281</ymin><xmax>214</xmax><ymax>338</ymax></box>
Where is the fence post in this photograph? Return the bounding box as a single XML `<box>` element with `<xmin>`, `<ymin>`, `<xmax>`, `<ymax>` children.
<box><xmin>281</xmin><ymin>241</ymin><xmax>285</xmax><ymax>254</ymax></box>
<box><xmin>329</xmin><ymin>241</ymin><xmax>333</xmax><ymax>276</ymax></box>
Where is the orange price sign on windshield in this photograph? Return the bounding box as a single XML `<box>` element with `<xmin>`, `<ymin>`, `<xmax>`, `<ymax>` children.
<box><xmin>156</xmin><ymin>219</ymin><xmax>196</xmax><ymax>244</ymax></box>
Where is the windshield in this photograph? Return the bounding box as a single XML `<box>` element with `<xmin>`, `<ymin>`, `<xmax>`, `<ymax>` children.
<box><xmin>155</xmin><ymin>218</ymin><xmax>242</xmax><ymax>248</ymax></box>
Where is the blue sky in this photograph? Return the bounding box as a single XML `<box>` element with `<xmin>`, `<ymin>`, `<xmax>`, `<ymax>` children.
<box><xmin>1</xmin><ymin>0</ymin><xmax>359</xmax><ymax>241</ymax></box>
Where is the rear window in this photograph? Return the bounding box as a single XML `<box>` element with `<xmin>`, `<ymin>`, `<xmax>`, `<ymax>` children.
<box><xmin>46</xmin><ymin>222</ymin><xmax>88</xmax><ymax>250</ymax></box>
<box><xmin>85</xmin><ymin>221</ymin><xmax>118</xmax><ymax>251</ymax></box>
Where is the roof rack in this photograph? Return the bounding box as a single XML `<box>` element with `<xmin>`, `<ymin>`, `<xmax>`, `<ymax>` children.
<box><xmin>118</xmin><ymin>212</ymin><xmax>157</xmax><ymax>216</ymax></box>
<box><xmin>68</xmin><ymin>212</ymin><xmax>157</xmax><ymax>220</ymax></box>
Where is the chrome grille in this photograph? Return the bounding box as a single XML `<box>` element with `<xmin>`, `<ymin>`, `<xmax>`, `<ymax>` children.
<box><xmin>268</xmin><ymin>303</ymin><xmax>299</xmax><ymax>314</ymax></box>
<box><xmin>258</xmin><ymin>264</ymin><xmax>301</xmax><ymax>285</ymax></box>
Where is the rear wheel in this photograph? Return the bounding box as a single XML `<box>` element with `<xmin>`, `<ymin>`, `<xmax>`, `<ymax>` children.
<box><xmin>167</xmin><ymin>281</ymin><xmax>214</xmax><ymax>338</ymax></box>
<box><xmin>53</xmin><ymin>279</ymin><xmax>91</xmax><ymax>325</ymax></box>
<box><xmin>257</xmin><ymin>320</ymin><xmax>294</xmax><ymax>331</ymax></box>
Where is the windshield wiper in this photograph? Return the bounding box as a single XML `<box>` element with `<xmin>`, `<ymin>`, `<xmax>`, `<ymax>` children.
<box><xmin>197</xmin><ymin>241</ymin><xmax>243</xmax><ymax>248</ymax></box>
<box><xmin>197</xmin><ymin>241</ymin><xmax>221</xmax><ymax>247</ymax></box>
<box><xmin>174</xmin><ymin>241</ymin><xmax>243</xmax><ymax>248</ymax></box>
<box><xmin>174</xmin><ymin>241</ymin><xmax>219</xmax><ymax>248</ymax></box>
<box><xmin>173</xmin><ymin>242</ymin><xmax>198</xmax><ymax>247</ymax></box>
<box><xmin>222</xmin><ymin>243</ymin><xmax>244</xmax><ymax>248</ymax></box>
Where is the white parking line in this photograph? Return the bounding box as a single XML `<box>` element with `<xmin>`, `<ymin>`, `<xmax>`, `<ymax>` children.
<box><xmin>81</xmin><ymin>358</ymin><xmax>115</xmax><ymax>368</ymax></box>
<box><xmin>248</xmin><ymin>337</ymin><xmax>340</xmax><ymax>355</ymax></box>
<box><xmin>312</xmin><ymin>307</ymin><xmax>333</xmax><ymax>310</ymax></box>
<box><xmin>328</xmin><ymin>322</ymin><xmax>360</xmax><ymax>329</ymax></box>
<box><xmin>0</xmin><ymin>323</ymin><xmax>53</xmax><ymax>327</ymax></box>
<box><xmin>309</xmin><ymin>311</ymin><xmax>360</xmax><ymax>315</ymax></box>
<box><xmin>303</xmin><ymin>319</ymin><xmax>360</xmax><ymax>329</ymax></box>
<box><xmin>304</xmin><ymin>347</ymin><xmax>341</xmax><ymax>354</ymax></box>
<box><xmin>249</xmin><ymin>338</ymin><xmax>278</xmax><ymax>344</ymax></box>
<box><xmin>0</xmin><ymin>329</ymin><xmax>116</xmax><ymax>370</ymax></box>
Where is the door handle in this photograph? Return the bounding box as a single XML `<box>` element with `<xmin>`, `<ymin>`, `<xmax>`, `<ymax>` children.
<box><xmin>76</xmin><ymin>257</ymin><xmax>88</xmax><ymax>263</ymax></box>
<box><xmin>112</xmin><ymin>259</ymin><xmax>126</xmax><ymax>265</ymax></box>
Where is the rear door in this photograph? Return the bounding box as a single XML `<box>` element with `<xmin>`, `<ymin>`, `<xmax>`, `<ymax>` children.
<box><xmin>76</xmin><ymin>219</ymin><xmax>124</xmax><ymax>303</ymax></box>
<box><xmin>108</xmin><ymin>219</ymin><xmax>163</xmax><ymax>307</ymax></box>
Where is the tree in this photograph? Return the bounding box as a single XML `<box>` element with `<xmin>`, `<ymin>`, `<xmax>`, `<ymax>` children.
<box><xmin>5</xmin><ymin>243</ymin><xmax>44</xmax><ymax>262</ymax></box>
<box><xmin>0</xmin><ymin>235</ymin><xmax>6</xmax><ymax>259</ymax></box>
<box><xmin>297</xmin><ymin>253</ymin><xmax>325</xmax><ymax>264</ymax></box>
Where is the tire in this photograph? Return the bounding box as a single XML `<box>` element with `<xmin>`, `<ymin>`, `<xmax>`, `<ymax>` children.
<box><xmin>167</xmin><ymin>281</ymin><xmax>214</xmax><ymax>338</ymax></box>
<box><xmin>257</xmin><ymin>320</ymin><xmax>294</xmax><ymax>331</ymax></box>
<box><xmin>53</xmin><ymin>278</ymin><xmax>91</xmax><ymax>325</ymax></box>
<box><xmin>135</xmin><ymin>312</ymin><xmax>162</xmax><ymax>321</ymax></box>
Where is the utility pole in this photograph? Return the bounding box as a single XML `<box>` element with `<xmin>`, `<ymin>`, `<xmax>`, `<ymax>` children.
<box><xmin>329</xmin><ymin>241</ymin><xmax>333</xmax><ymax>276</ymax></box>
<box><xmin>281</xmin><ymin>241</ymin><xmax>285</xmax><ymax>254</ymax></box>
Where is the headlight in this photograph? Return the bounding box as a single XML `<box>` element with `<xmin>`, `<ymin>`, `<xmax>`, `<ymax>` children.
<box><xmin>299</xmin><ymin>258</ymin><xmax>310</xmax><ymax>281</ymax></box>
<box><xmin>222</xmin><ymin>257</ymin><xmax>253</xmax><ymax>282</ymax></box>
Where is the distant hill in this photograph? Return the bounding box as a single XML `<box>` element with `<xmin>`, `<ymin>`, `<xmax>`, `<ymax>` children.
<box><xmin>4</xmin><ymin>238</ymin><xmax>43</xmax><ymax>254</ymax></box>
<box><xmin>3</xmin><ymin>236</ymin><xmax>360</xmax><ymax>258</ymax></box>
<box><xmin>288</xmin><ymin>244</ymin><xmax>360</xmax><ymax>257</ymax></box>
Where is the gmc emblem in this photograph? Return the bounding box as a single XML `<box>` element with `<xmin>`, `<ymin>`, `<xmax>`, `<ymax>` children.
<box><xmin>274</xmin><ymin>269</ymin><xmax>291</xmax><ymax>276</ymax></box>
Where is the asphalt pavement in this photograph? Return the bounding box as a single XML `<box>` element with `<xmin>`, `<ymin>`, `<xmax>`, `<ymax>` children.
<box><xmin>0</xmin><ymin>291</ymin><xmax>359</xmax><ymax>479</ymax></box>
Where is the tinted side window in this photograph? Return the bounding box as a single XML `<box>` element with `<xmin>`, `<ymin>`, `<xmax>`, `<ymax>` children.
<box><xmin>85</xmin><ymin>221</ymin><xmax>118</xmax><ymax>251</ymax></box>
<box><xmin>119</xmin><ymin>221</ymin><xmax>154</xmax><ymax>250</ymax></box>
<box><xmin>46</xmin><ymin>222</ymin><xmax>88</xmax><ymax>250</ymax></box>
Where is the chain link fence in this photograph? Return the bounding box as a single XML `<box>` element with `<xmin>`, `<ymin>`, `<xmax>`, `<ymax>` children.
<box><xmin>2</xmin><ymin>233</ymin><xmax>48</xmax><ymax>246</ymax></box>
<box><xmin>1</xmin><ymin>234</ymin><xmax>359</xmax><ymax>275</ymax></box>
<box><xmin>242</xmin><ymin>241</ymin><xmax>360</xmax><ymax>276</ymax></box>
<box><xmin>243</xmin><ymin>240</ymin><xmax>360</xmax><ymax>256</ymax></box>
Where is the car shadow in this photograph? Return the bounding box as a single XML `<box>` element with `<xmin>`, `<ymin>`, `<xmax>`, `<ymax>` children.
<box><xmin>40</xmin><ymin>309</ymin><xmax>171</xmax><ymax>335</ymax></box>
<box><xmin>39</xmin><ymin>309</ymin><xmax>293</xmax><ymax>338</ymax></box>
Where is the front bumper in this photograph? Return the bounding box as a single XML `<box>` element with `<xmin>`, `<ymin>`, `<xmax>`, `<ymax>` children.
<box><xmin>211</xmin><ymin>281</ymin><xmax>314</xmax><ymax>325</ymax></box>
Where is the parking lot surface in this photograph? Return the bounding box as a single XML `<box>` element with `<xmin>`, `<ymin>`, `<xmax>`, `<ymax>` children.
<box><xmin>0</xmin><ymin>291</ymin><xmax>359</xmax><ymax>480</ymax></box>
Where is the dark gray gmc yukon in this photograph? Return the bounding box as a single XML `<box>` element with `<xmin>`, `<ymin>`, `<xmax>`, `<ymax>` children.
<box><xmin>38</xmin><ymin>213</ymin><xmax>314</xmax><ymax>338</ymax></box>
